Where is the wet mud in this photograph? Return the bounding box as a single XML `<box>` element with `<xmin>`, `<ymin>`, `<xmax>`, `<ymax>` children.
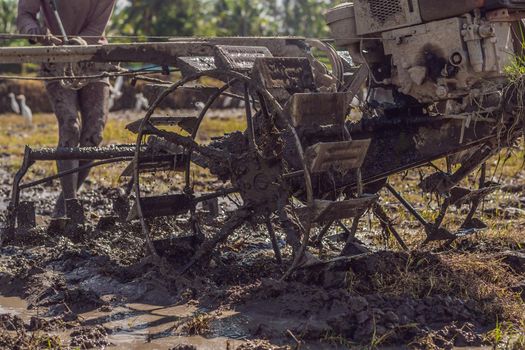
<box><xmin>1</xmin><ymin>152</ymin><xmax>525</xmax><ymax>349</ymax></box>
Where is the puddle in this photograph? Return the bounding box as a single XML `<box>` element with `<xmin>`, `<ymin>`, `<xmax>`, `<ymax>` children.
<box><xmin>0</xmin><ymin>295</ymin><xmax>32</xmax><ymax>319</ymax></box>
<box><xmin>80</xmin><ymin>304</ymin><xmax>247</xmax><ymax>350</ymax></box>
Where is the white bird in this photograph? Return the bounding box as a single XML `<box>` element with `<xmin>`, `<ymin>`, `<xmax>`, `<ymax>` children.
<box><xmin>17</xmin><ymin>95</ymin><xmax>33</xmax><ymax>126</ymax></box>
<box><xmin>195</xmin><ymin>101</ymin><xmax>205</xmax><ymax>111</ymax></box>
<box><xmin>114</xmin><ymin>76</ymin><xmax>124</xmax><ymax>95</ymax></box>
<box><xmin>108</xmin><ymin>94</ymin><xmax>116</xmax><ymax>111</ymax></box>
<box><xmin>108</xmin><ymin>76</ymin><xmax>125</xmax><ymax>112</ymax></box>
<box><xmin>8</xmin><ymin>93</ymin><xmax>20</xmax><ymax>114</ymax></box>
<box><xmin>110</xmin><ymin>76</ymin><xmax>124</xmax><ymax>100</ymax></box>
<box><xmin>222</xmin><ymin>96</ymin><xmax>233</xmax><ymax>108</ymax></box>
<box><xmin>134</xmin><ymin>93</ymin><xmax>149</xmax><ymax>112</ymax></box>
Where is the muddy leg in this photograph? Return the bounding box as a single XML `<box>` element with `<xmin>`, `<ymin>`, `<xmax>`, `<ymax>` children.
<box><xmin>77</xmin><ymin>83</ymin><xmax>110</xmax><ymax>189</ymax></box>
<box><xmin>46</xmin><ymin>83</ymin><xmax>81</xmax><ymax>218</ymax></box>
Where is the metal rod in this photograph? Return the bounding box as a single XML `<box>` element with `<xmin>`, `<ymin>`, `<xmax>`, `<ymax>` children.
<box><xmin>462</xmin><ymin>162</ymin><xmax>487</xmax><ymax>226</ymax></box>
<box><xmin>283</xmin><ymin>170</ymin><xmax>305</xmax><ymax>179</ymax></box>
<box><xmin>314</xmin><ymin>221</ymin><xmax>334</xmax><ymax>246</ymax></box>
<box><xmin>341</xmin><ymin>215</ymin><xmax>363</xmax><ymax>256</ymax></box>
<box><xmin>244</xmin><ymin>84</ymin><xmax>256</xmax><ymax>151</ymax></box>
<box><xmin>29</xmin><ymin>145</ymin><xmax>141</xmax><ymax>161</ymax></box>
<box><xmin>373</xmin><ymin>204</ymin><xmax>408</xmax><ymax>251</ymax></box>
<box><xmin>193</xmin><ymin>188</ymin><xmax>239</xmax><ymax>203</ymax></box>
<box><xmin>49</xmin><ymin>0</ymin><xmax>69</xmax><ymax>42</ymax></box>
<box><xmin>385</xmin><ymin>183</ymin><xmax>429</xmax><ymax>226</ymax></box>
<box><xmin>0</xmin><ymin>38</ymin><xmax>308</xmax><ymax>65</ymax></box>
<box><xmin>20</xmin><ymin>157</ymin><xmax>132</xmax><ymax>190</ymax></box>
<box><xmin>265</xmin><ymin>217</ymin><xmax>283</xmax><ymax>265</ymax></box>
<box><xmin>7</xmin><ymin>146</ymin><xmax>34</xmax><ymax>232</ymax></box>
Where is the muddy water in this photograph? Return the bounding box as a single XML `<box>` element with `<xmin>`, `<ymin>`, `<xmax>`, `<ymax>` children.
<box><xmin>0</xmin><ymin>296</ymin><xmax>245</xmax><ymax>349</ymax></box>
<box><xmin>97</xmin><ymin>304</ymin><xmax>246</xmax><ymax>349</ymax></box>
<box><xmin>0</xmin><ymin>296</ymin><xmax>30</xmax><ymax>317</ymax></box>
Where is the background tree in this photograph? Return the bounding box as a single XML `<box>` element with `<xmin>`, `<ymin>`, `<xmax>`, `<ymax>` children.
<box><xmin>112</xmin><ymin>0</ymin><xmax>201</xmax><ymax>37</ymax></box>
<box><xmin>112</xmin><ymin>0</ymin><xmax>343</xmax><ymax>38</ymax></box>
<box><xmin>0</xmin><ymin>0</ymin><xmax>17</xmax><ymax>34</ymax></box>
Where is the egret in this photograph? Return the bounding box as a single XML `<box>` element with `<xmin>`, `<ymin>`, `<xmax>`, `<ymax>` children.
<box><xmin>195</xmin><ymin>101</ymin><xmax>205</xmax><ymax>111</ymax></box>
<box><xmin>108</xmin><ymin>94</ymin><xmax>115</xmax><ymax>111</ymax></box>
<box><xmin>112</xmin><ymin>76</ymin><xmax>124</xmax><ymax>97</ymax></box>
<box><xmin>17</xmin><ymin>95</ymin><xmax>33</xmax><ymax>126</ymax></box>
<box><xmin>108</xmin><ymin>76</ymin><xmax>124</xmax><ymax>111</ymax></box>
<box><xmin>8</xmin><ymin>93</ymin><xmax>20</xmax><ymax>114</ymax></box>
<box><xmin>134</xmin><ymin>93</ymin><xmax>149</xmax><ymax>112</ymax></box>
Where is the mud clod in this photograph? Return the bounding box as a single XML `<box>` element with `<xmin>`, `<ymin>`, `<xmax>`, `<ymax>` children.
<box><xmin>70</xmin><ymin>325</ymin><xmax>110</xmax><ymax>349</ymax></box>
<box><xmin>169</xmin><ymin>345</ymin><xmax>197</xmax><ymax>350</ymax></box>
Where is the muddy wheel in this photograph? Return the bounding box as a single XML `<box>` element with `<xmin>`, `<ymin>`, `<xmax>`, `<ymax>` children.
<box><xmin>129</xmin><ymin>70</ymin><xmax>305</xmax><ymax>271</ymax></box>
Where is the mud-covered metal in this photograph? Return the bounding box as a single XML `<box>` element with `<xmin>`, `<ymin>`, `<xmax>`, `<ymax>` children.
<box><xmin>3</xmin><ymin>9</ymin><xmax>525</xmax><ymax>275</ymax></box>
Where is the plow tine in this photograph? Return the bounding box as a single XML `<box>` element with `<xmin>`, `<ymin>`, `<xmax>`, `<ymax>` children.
<box><xmin>386</xmin><ymin>183</ymin><xmax>429</xmax><ymax>227</ymax></box>
<box><xmin>373</xmin><ymin>204</ymin><xmax>408</xmax><ymax>251</ymax></box>
<box><xmin>265</xmin><ymin>217</ymin><xmax>283</xmax><ymax>265</ymax></box>
<box><xmin>179</xmin><ymin>209</ymin><xmax>250</xmax><ymax>275</ymax></box>
<box><xmin>313</xmin><ymin>221</ymin><xmax>334</xmax><ymax>247</ymax></box>
<box><xmin>341</xmin><ymin>215</ymin><xmax>365</xmax><ymax>256</ymax></box>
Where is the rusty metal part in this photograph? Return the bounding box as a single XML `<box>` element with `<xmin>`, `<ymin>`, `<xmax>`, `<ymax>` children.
<box><xmin>6</xmin><ymin>145</ymin><xmax>176</xmax><ymax>233</ymax></box>
<box><xmin>265</xmin><ymin>217</ymin><xmax>283</xmax><ymax>265</ymax></box>
<box><xmin>4</xmin><ymin>28</ymin><xmax>525</xmax><ymax>275</ymax></box>
<box><xmin>296</xmin><ymin>196</ymin><xmax>378</xmax><ymax>224</ymax></box>
<box><xmin>126</xmin><ymin>116</ymin><xmax>199</xmax><ymax>135</ymax></box>
<box><xmin>286</xmin><ymin>92</ymin><xmax>349</xmax><ymax>128</ymax></box>
<box><xmin>305</xmin><ymin>140</ymin><xmax>371</xmax><ymax>174</ymax></box>
<box><xmin>0</xmin><ymin>38</ymin><xmax>308</xmax><ymax>65</ymax></box>
<box><xmin>373</xmin><ymin>204</ymin><xmax>408</xmax><ymax>251</ymax></box>
<box><xmin>214</xmin><ymin>45</ymin><xmax>273</xmax><ymax>72</ymax></box>
<box><xmin>128</xmin><ymin>194</ymin><xmax>193</xmax><ymax>220</ymax></box>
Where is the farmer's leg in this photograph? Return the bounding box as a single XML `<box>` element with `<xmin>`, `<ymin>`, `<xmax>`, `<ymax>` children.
<box><xmin>77</xmin><ymin>82</ymin><xmax>110</xmax><ymax>189</ymax></box>
<box><xmin>46</xmin><ymin>82</ymin><xmax>81</xmax><ymax>217</ymax></box>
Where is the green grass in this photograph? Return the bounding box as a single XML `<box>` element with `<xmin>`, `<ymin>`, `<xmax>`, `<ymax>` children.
<box><xmin>0</xmin><ymin>112</ymin><xmax>246</xmax><ymax>188</ymax></box>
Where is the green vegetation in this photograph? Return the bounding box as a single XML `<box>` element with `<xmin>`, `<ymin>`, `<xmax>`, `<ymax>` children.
<box><xmin>0</xmin><ymin>0</ymin><xmax>345</xmax><ymax>41</ymax></box>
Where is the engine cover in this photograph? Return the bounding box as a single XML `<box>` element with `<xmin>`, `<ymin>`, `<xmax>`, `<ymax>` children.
<box><xmin>353</xmin><ymin>0</ymin><xmax>423</xmax><ymax>35</ymax></box>
<box><xmin>382</xmin><ymin>15</ymin><xmax>514</xmax><ymax>103</ymax></box>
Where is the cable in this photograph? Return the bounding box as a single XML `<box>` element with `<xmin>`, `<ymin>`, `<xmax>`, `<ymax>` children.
<box><xmin>0</xmin><ymin>33</ymin><xmax>394</xmax><ymax>42</ymax></box>
<box><xmin>0</xmin><ymin>67</ymin><xmax>178</xmax><ymax>82</ymax></box>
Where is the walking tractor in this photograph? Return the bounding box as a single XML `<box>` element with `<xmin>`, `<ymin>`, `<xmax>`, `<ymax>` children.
<box><xmin>3</xmin><ymin>0</ymin><xmax>525</xmax><ymax>275</ymax></box>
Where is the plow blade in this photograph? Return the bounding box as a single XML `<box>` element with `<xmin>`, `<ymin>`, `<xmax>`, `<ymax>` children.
<box><xmin>128</xmin><ymin>194</ymin><xmax>193</xmax><ymax>220</ymax></box>
<box><xmin>297</xmin><ymin>195</ymin><xmax>378</xmax><ymax>224</ymax></box>
<box><xmin>177</xmin><ymin>56</ymin><xmax>216</xmax><ymax>76</ymax></box>
<box><xmin>450</xmin><ymin>184</ymin><xmax>500</xmax><ymax>206</ymax></box>
<box><xmin>305</xmin><ymin>140</ymin><xmax>371</xmax><ymax>174</ymax></box>
<box><xmin>214</xmin><ymin>45</ymin><xmax>273</xmax><ymax>72</ymax></box>
<box><xmin>126</xmin><ymin>116</ymin><xmax>199</xmax><ymax>134</ymax></box>
<box><xmin>286</xmin><ymin>92</ymin><xmax>348</xmax><ymax>128</ymax></box>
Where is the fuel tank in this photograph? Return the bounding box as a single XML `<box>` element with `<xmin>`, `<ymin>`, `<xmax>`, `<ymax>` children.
<box><xmin>419</xmin><ymin>0</ymin><xmax>525</xmax><ymax>22</ymax></box>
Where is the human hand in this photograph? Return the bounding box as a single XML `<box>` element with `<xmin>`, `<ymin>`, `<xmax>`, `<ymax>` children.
<box><xmin>26</xmin><ymin>27</ymin><xmax>62</xmax><ymax>46</ymax></box>
<box><xmin>66</xmin><ymin>37</ymin><xmax>88</xmax><ymax>46</ymax></box>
